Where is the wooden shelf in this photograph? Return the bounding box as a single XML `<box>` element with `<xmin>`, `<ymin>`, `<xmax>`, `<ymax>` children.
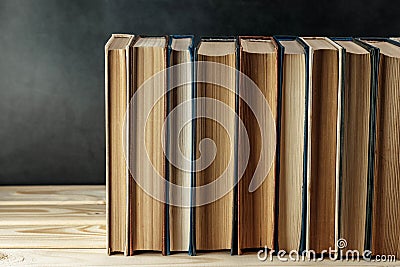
<box><xmin>0</xmin><ymin>186</ymin><xmax>397</xmax><ymax>266</ymax></box>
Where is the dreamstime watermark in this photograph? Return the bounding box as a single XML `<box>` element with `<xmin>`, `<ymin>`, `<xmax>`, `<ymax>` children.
<box><xmin>257</xmin><ymin>238</ymin><xmax>396</xmax><ymax>262</ymax></box>
<box><xmin>123</xmin><ymin>61</ymin><xmax>276</xmax><ymax>207</ymax></box>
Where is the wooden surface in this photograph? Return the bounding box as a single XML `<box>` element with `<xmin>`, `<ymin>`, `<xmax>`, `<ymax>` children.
<box><xmin>0</xmin><ymin>186</ymin><xmax>106</xmax><ymax>248</ymax></box>
<box><xmin>0</xmin><ymin>249</ymin><xmax>398</xmax><ymax>266</ymax></box>
<box><xmin>0</xmin><ymin>186</ymin><xmax>105</xmax><ymax>205</ymax></box>
<box><xmin>0</xmin><ymin>186</ymin><xmax>398</xmax><ymax>266</ymax></box>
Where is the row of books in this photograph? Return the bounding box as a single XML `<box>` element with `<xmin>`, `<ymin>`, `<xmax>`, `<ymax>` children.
<box><xmin>105</xmin><ymin>35</ymin><xmax>400</xmax><ymax>257</ymax></box>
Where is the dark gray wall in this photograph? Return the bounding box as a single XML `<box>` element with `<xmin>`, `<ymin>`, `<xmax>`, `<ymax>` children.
<box><xmin>0</xmin><ymin>0</ymin><xmax>399</xmax><ymax>185</ymax></box>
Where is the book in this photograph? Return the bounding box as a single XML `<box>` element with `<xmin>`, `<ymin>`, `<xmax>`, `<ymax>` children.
<box><xmin>237</xmin><ymin>36</ymin><xmax>278</xmax><ymax>253</ymax></box>
<box><xmin>361</xmin><ymin>38</ymin><xmax>400</xmax><ymax>259</ymax></box>
<box><xmin>105</xmin><ymin>34</ymin><xmax>400</xmax><ymax>258</ymax></box>
<box><xmin>331</xmin><ymin>38</ymin><xmax>377</xmax><ymax>253</ymax></box>
<box><xmin>301</xmin><ymin>37</ymin><xmax>343</xmax><ymax>253</ymax></box>
<box><xmin>105</xmin><ymin>34</ymin><xmax>135</xmax><ymax>255</ymax></box>
<box><xmin>274</xmin><ymin>36</ymin><xmax>309</xmax><ymax>253</ymax></box>
<box><xmin>129</xmin><ymin>36</ymin><xmax>168</xmax><ymax>255</ymax></box>
<box><xmin>195</xmin><ymin>38</ymin><xmax>237</xmax><ymax>252</ymax></box>
<box><xmin>166</xmin><ymin>35</ymin><xmax>195</xmax><ymax>254</ymax></box>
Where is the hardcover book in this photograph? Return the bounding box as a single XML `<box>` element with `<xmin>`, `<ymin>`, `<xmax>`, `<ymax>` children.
<box><xmin>105</xmin><ymin>34</ymin><xmax>135</xmax><ymax>255</ymax></box>
<box><xmin>360</xmin><ymin>38</ymin><xmax>400</xmax><ymax>259</ymax></box>
<box><xmin>166</xmin><ymin>35</ymin><xmax>195</xmax><ymax>255</ymax></box>
<box><xmin>128</xmin><ymin>36</ymin><xmax>168</xmax><ymax>255</ymax></box>
<box><xmin>195</xmin><ymin>37</ymin><xmax>237</xmax><ymax>253</ymax></box>
<box><xmin>300</xmin><ymin>37</ymin><xmax>343</xmax><ymax>254</ymax></box>
<box><xmin>105</xmin><ymin>34</ymin><xmax>400</xmax><ymax>258</ymax></box>
<box><xmin>237</xmin><ymin>36</ymin><xmax>278</xmax><ymax>254</ymax></box>
<box><xmin>274</xmin><ymin>36</ymin><xmax>309</xmax><ymax>253</ymax></box>
<box><xmin>331</xmin><ymin>37</ymin><xmax>378</xmax><ymax>253</ymax></box>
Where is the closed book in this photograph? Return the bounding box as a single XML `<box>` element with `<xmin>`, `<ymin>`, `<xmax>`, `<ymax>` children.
<box><xmin>105</xmin><ymin>34</ymin><xmax>135</xmax><ymax>255</ymax></box>
<box><xmin>330</xmin><ymin>37</ymin><xmax>378</xmax><ymax>254</ymax></box>
<box><xmin>300</xmin><ymin>37</ymin><xmax>343</xmax><ymax>254</ymax></box>
<box><xmin>237</xmin><ymin>36</ymin><xmax>278</xmax><ymax>254</ymax></box>
<box><xmin>359</xmin><ymin>38</ymin><xmax>400</xmax><ymax>259</ymax></box>
<box><xmin>274</xmin><ymin>36</ymin><xmax>310</xmax><ymax>253</ymax></box>
<box><xmin>166</xmin><ymin>35</ymin><xmax>195</xmax><ymax>255</ymax></box>
<box><xmin>194</xmin><ymin>37</ymin><xmax>238</xmax><ymax>254</ymax></box>
<box><xmin>128</xmin><ymin>35</ymin><xmax>169</xmax><ymax>255</ymax></box>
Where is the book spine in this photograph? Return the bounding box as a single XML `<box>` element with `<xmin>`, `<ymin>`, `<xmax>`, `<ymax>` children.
<box><xmin>274</xmin><ymin>37</ymin><xmax>283</xmax><ymax>255</ymax></box>
<box><xmin>296</xmin><ymin>37</ymin><xmax>311</xmax><ymax>253</ymax></box>
<box><xmin>186</xmin><ymin>36</ymin><xmax>196</xmax><ymax>257</ymax></box>
<box><xmin>354</xmin><ymin>38</ymin><xmax>380</xmax><ymax>253</ymax></box>
<box><xmin>125</xmin><ymin>35</ymin><xmax>136</xmax><ymax>256</ymax></box>
<box><xmin>104</xmin><ymin>35</ymin><xmax>113</xmax><ymax>256</ymax></box>
<box><xmin>164</xmin><ymin>36</ymin><xmax>172</xmax><ymax>256</ymax></box>
<box><xmin>273</xmin><ymin>37</ymin><xmax>285</xmax><ymax>253</ymax></box>
<box><xmin>162</xmin><ymin>36</ymin><xmax>169</xmax><ymax>257</ymax></box>
<box><xmin>231</xmin><ymin>37</ymin><xmax>239</xmax><ymax>256</ymax></box>
<box><xmin>191</xmin><ymin>41</ymin><xmax>199</xmax><ymax>256</ymax></box>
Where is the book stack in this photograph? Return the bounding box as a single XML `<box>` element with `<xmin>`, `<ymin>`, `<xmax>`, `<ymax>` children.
<box><xmin>105</xmin><ymin>35</ymin><xmax>400</xmax><ymax>258</ymax></box>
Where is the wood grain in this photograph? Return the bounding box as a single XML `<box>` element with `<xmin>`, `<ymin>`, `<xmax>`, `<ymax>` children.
<box><xmin>0</xmin><ymin>249</ymin><xmax>397</xmax><ymax>266</ymax></box>
<box><xmin>0</xmin><ymin>186</ymin><xmax>106</xmax><ymax>249</ymax></box>
<box><xmin>0</xmin><ymin>225</ymin><xmax>105</xmax><ymax>249</ymax></box>
<box><xmin>0</xmin><ymin>186</ymin><xmax>105</xmax><ymax>206</ymax></box>
<box><xmin>0</xmin><ymin>205</ymin><xmax>104</xmax><ymax>224</ymax></box>
<box><xmin>0</xmin><ymin>186</ymin><xmax>397</xmax><ymax>264</ymax></box>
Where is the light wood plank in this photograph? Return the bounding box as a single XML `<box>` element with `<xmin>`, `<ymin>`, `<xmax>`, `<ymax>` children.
<box><xmin>0</xmin><ymin>186</ymin><xmax>105</xmax><ymax>206</ymax></box>
<box><xmin>0</xmin><ymin>204</ymin><xmax>106</xmax><ymax>248</ymax></box>
<box><xmin>0</xmin><ymin>249</ymin><xmax>397</xmax><ymax>266</ymax></box>
<box><xmin>0</xmin><ymin>186</ymin><xmax>106</xmax><ymax>249</ymax></box>
<box><xmin>0</xmin><ymin>205</ymin><xmax>105</xmax><ymax>225</ymax></box>
<box><xmin>0</xmin><ymin>225</ymin><xmax>105</xmax><ymax>249</ymax></box>
<box><xmin>0</xmin><ymin>186</ymin><xmax>398</xmax><ymax>264</ymax></box>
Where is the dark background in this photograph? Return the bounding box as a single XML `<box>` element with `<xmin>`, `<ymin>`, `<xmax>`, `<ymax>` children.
<box><xmin>0</xmin><ymin>0</ymin><xmax>399</xmax><ymax>185</ymax></box>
